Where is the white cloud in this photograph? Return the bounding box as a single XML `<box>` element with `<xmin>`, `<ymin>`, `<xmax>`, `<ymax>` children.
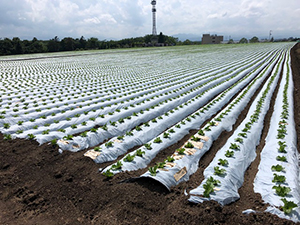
<box><xmin>0</xmin><ymin>0</ymin><xmax>299</xmax><ymax>40</ymax></box>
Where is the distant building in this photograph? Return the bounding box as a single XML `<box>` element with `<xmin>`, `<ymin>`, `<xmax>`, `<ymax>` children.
<box><xmin>202</xmin><ymin>34</ymin><xmax>224</xmax><ymax>44</ymax></box>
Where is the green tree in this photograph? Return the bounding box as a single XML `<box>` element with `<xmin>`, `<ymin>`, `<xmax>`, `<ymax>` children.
<box><xmin>0</xmin><ymin>38</ymin><xmax>13</xmax><ymax>55</ymax></box>
<box><xmin>86</xmin><ymin>37</ymin><xmax>99</xmax><ymax>49</ymax></box>
<box><xmin>227</xmin><ymin>39</ymin><xmax>234</xmax><ymax>44</ymax></box>
<box><xmin>250</xmin><ymin>36</ymin><xmax>259</xmax><ymax>43</ymax></box>
<box><xmin>239</xmin><ymin>37</ymin><xmax>248</xmax><ymax>44</ymax></box>
<box><xmin>47</xmin><ymin>36</ymin><xmax>60</xmax><ymax>52</ymax></box>
<box><xmin>158</xmin><ymin>32</ymin><xmax>165</xmax><ymax>44</ymax></box>
<box><xmin>12</xmin><ymin>37</ymin><xmax>24</xmax><ymax>54</ymax></box>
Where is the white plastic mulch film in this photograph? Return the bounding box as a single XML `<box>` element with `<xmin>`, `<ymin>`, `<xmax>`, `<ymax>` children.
<box><xmin>253</xmin><ymin>52</ymin><xmax>300</xmax><ymax>222</ymax></box>
<box><xmin>0</xmin><ymin>43</ymin><xmax>299</xmax><ymax>222</ymax></box>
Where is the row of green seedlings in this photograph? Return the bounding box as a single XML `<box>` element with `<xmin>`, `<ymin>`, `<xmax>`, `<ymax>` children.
<box><xmin>86</xmin><ymin>61</ymin><xmax>257</xmax><ymax>156</ymax></box>
<box><xmin>0</xmin><ymin>48</ymin><xmax>264</xmax><ymax>129</ymax></box>
<box><xmin>147</xmin><ymin>129</ymin><xmax>207</xmax><ymax>177</ymax></box>
<box><xmin>55</xmin><ymin>65</ymin><xmax>240</xmax><ymax>143</ymax></box>
<box><xmin>0</xmin><ymin>72</ymin><xmax>201</xmax><ymax>132</ymax></box>
<box><xmin>0</xmin><ymin>62</ymin><xmax>170</xmax><ymax>94</ymax></box>
<box><xmin>1</xmin><ymin>46</ymin><xmax>260</xmax><ymax>111</ymax></box>
<box><xmin>1</xmin><ymin>50</ymin><xmax>276</xmax><ymax>141</ymax></box>
<box><xmin>270</xmin><ymin>59</ymin><xmax>298</xmax><ymax>215</ymax></box>
<box><xmin>0</xmin><ymin>64</ymin><xmax>226</xmax><ymax>134</ymax></box>
<box><xmin>142</xmin><ymin>54</ymin><xmax>273</xmax><ymax>175</ymax></box>
<box><xmin>97</xmin><ymin>56</ymin><xmax>274</xmax><ymax>172</ymax></box>
<box><xmin>202</xmin><ymin>53</ymin><xmax>284</xmax><ymax>198</ymax></box>
<box><xmin>212</xmin><ymin>50</ymin><xmax>282</xmax><ymax>124</ymax></box>
<box><xmin>0</xmin><ymin>70</ymin><xmax>184</xmax><ymax>120</ymax></box>
<box><xmin>0</xmin><ymin>65</ymin><xmax>207</xmax><ymax>108</ymax></box>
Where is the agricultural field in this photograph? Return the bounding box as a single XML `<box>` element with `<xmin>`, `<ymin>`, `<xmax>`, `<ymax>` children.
<box><xmin>0</xmin><ymin>42</ymin><xmax>300</xmax><ymax>224</ymax></box>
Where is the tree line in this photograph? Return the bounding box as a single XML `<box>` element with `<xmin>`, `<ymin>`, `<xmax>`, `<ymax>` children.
<box><xmin>0</xmin><ymin>33</ymin><xmax>198</xmax><ymax>56</ymax></box>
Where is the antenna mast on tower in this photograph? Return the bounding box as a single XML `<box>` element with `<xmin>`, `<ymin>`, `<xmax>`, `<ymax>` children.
<box><xmin>151</xmin><ymin>0</ymin><xmax>157</xmax><ymax>36</ymax></box>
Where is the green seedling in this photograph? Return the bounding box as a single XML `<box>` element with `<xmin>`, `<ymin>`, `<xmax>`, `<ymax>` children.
<box><xmin>148</xmin><ymin>165</ymin><xmax>158</xmax><ymax>176</ymax></box>
<box><xmin>214</xmin><ymin>166</ymin><xmax>226</xmax><ymax>176</ymax></box>
<box><xmin>272</xmin><ymin>185</ymin><xmax>291</xmax><ymax>197</ymax></box>
<box><xmin>136</xmin><ymin>149</ymin><xmax>145</xmax><ymax>157</ymax></box>
<box><xmin>123</xmin><ymin>154</ymin><xmax>135</xmax><ymax>162</ymax></box>
<box><xmin>218</xmin><ymin>159</ymin><xmax>228</xmax><ymax>166</ymax></box>
<box><xmin>280</xmin><ymin>198</ymin><xmax>297</xmax><ymax>215</ymax></box>
<box><xmin>111</xmin><ymin>161</ymin><xmax>123</xmax><ymax>170</ymax></box>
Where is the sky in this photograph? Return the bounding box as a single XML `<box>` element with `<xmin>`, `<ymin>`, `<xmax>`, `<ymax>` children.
<box><xmin>0</xmin><ymin>0</ymin><xmax>299</xmax><ymax>41</ymax></box>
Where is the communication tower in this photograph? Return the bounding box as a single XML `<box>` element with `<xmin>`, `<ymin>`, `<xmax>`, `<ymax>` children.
<box><xmin>151</xmin><ymin>1</ymin><xmax>157</xmax><ymax>36</ymax></box>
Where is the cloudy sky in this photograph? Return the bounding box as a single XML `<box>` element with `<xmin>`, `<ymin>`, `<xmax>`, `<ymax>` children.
<box><xmin>0</xmin><ymin>0</ymin><xmax>299</xmax><ymax>41</ymax></box>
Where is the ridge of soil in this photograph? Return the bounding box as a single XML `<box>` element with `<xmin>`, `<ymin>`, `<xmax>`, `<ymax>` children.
<box><xmin>0</xmin><ymin>43</ymin><xmax>299</xmax><ymax>225</ymax></box>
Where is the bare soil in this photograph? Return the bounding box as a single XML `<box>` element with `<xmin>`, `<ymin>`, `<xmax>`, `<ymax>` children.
<box><xmin>0</xmin><ymin>43</ymin><xmax>299</xmax><ymax>225</ymax></box>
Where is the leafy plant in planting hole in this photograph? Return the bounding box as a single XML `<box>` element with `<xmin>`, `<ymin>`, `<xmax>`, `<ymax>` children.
<box><xmin>102</xmin><ymin>169</ymin><xmax>114</xmax><ymax>178</ymax></box>
<box><xmin>51</xmin><ymin>139</ymin><xmax>57</xmax><ymax>146</ymax></box>
<box><xmin>135</xmin><ymin>126</ymin><xmax>142</xmax><ymax>131</ymax></box>
<box><xmin>175</xmin><ymin>124</ymin><xmax>181</xmax><ymax>128</ymax></box>
<box><xmin>225</xmin><ymin>150</ymin><xmax>234</xmax><ymax>158</ymax></box>
<box><xmin>90</xmin><ymin>128</ymin><xmax>98</xmax><ymax>133</ymax></box>
<box><xmin>209</xmin><ymin>121</ymin><xmax>216</xmax><ymax>126</ymax></box>
<box><xmin>203</xmin><ymin>176</ymin><xmax>220</xmax><ymax>198</ymax></box>
<box><xmin>156</xmin><ymin>162</ymin><xmax>166</xmax><ymax>168</ymax></box>
<box><xmin>3</xmin><ymin>123</ymin><xmax>10</xmax><ymax>129</ymax></box>
<box><xmin>235</xmin><ymin>137</ymin><xmax>243</xmax><ymax>144</ymax></box>
<box><xmin>126</xmin><ymin>131</ymin><xmax>133</xmax><ymax>136</ymax></box>
<box><xmin>230</xmin><ymin>143</ymin><xmax>240</xmax><ymax>150</ymax></box>
<box><xmin>71</xmin><ymin>124</ymin><xmax>77</xmax><ymax>129</ymax></box>
<box><xmin>272</xmin><ymin>173</ymin><xmax>286</xmax><ymax>183</ymax></box>
<box><xmin>153</xmin><ymin>137</ymin><xmax>162</xmax><ymax>144</ymax></box>
<box><xmin>148</xmin><ymin>165</ymin><xmax>158</xmax><ymax>176</ymax></box>
<box><xmin>169</xmin><ymin>129</ymin><xmax>175</xmax><ymax>133</ymax></box>
<box><xmin>101</xmin><ymin>124</ymin><xmax>108</xmax><ymax>131</ymax></box>
<box><xmin>177</xmin><ymin>148</ymin><xmax>185</xmax><ymax>155</ymax></box>
<box><xmin>185</xmin><ymin>142</ymin><xmax>194</xmax><ymax>148</ymax></box>
<box><xmin>123</xmin><ymin>154</ymin><xmax>135</xmax><ymax>162</ymax></box>
<box><xmin>166</xmin><ymin>156</ymin><xmax>175</xmax><ymax>162</ymax></box>
<box><xmin>271</xmin><ymin>164</ymin><xmax>285</xmax><ymax>172</ymax></box>
<box><xmin>27</xmin><ymin>134</ymin><xmax>36</xmax><ymax>140</ymax></box>
<box><xmin>276</xmin><ymin>156</ymin><xmax>287</xmax><ymax>162</ymax></box>
<box><xmin>42</xmin><ymin>129</ymin><xmax>50</xmax><ymax>135</ymax></box>
<box><xmin>105</xmin><ymin>141</ymin><xmax>113</xmax><ymax>148</ymax></box>
<box><xmin>144</xmin><ymin>143</ymin><xmax>152</xmax><ymax>150</ymax></box>
<box><xmin>117</xmin><ymin>135</ymin><xmax>124</xmax><ymax>140</ymax></box>
<box><xmin>272</xmin><ymin>185</ymin><xmax>291</xmax><ymax>197</ymax></box>
<box><xmin>204</xmin><ymin>126</ymin><xmax>211</xmax><ymax>131</ymax></box>
<box><xmin>94</xmin><ymin>146</ymin><xmax>101</xmax><ymax>152</ymax></box>
<box><xmin>58</xmin><ymin>128</ymin><xmax>65</xmax><ymax>133</ymax></box>
<box><xmin>163</xmin><ymin>132</ymin><xmax>170</xmax><ymax>138</ymax></box>
<box><xmin>3</xmin><ymin>134</ymin><xmax>12</xmax><ymax>140</ymax></box>
<box><xmin>111</xmin><ymin>161</ymin><xmax>123</xmax><ymax>170</ymax></box>
<box><xmin>278</xmin><ymin>144</ymin><xmax>287</xmax><ymax>153</ymax></box>
<box><xmin>136</xmin><ymin>149</ymin><xmax>145</xmax><ymax>157</ymax></box>
<box><xmin>152</xmin><ymin>118</ymin><xmax>157</xmax><ymax>123</ymax></box>
<box><xmin>191</xmin><ymin>136</ymin><xmax>201</xmax><ymax>142</ymax></box>
<box><xmin>198</xmin><ymin>130</ymin><xmax>205</xmax><ymax>136</ymax></box>
<box><xmin>144</xmin><ymin>122</ymin><xmax>149</xmax><ymax>127</ymax></box>
<box><xmin>218</xmin><ymin>159</ymin><xmax>228</xmax><ymax>166</ymax></box>
<box><xmin>280</xmin><ymin>198</ymin><xmax>297</xmax><ymax>215</ymax></box>
<box><xmin>64</xmin><ymin>134</ymin><xmax>73</xmax><ymax>140</ymax></box>
<box><xmin>214</xmin><ymin>166</ymin><xmax>226</xmax><ymax>176</ymax></box>
<box><xmin>238</xmin><ymin>132</ymin><xmax>247</xmax><ymax>138</ymax></box>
